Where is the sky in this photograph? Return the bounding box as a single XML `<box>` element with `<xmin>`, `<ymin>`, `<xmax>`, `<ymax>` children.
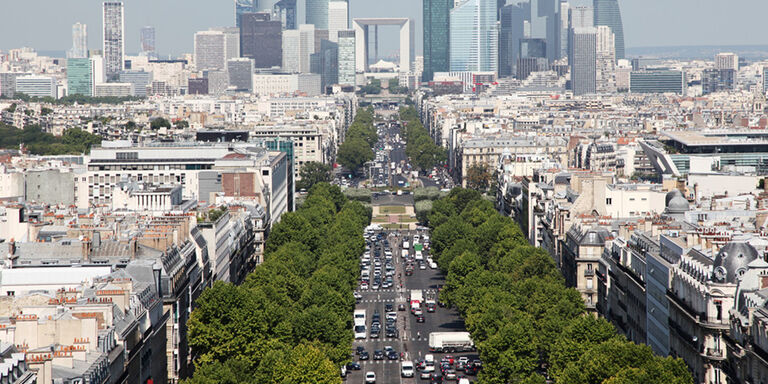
<box><xmin>0</xmin><ymin>0</ymin><xmax>767</xmax><ymax>57</ymax></box>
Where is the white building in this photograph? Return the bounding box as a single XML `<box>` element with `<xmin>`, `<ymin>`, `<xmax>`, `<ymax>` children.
<box><xmin>596</xmin><ymin>25</ymin><xmax>616</xmax><ymax>94</ymax></box>
<box><xmin>328</xmin><ymin>1</ymin><xmax>349</xmax><ymax>43</ymax></box>
<box><xmin>93</xmin><ymin>82</ymin><xmax>133</xmax><ymax>97</ymax></box>
<box><xmin>194</xmin><ymin>30</ymin><xmax>227</xmax><ymax>71</ymax></box>
<box><xmin>15</xmin><ymin>75</ymin><xmax>56</xmax><ymax>98</ymax></box>
<box><xmin>715</xmin><ymin>52</ymin><xmax>739</xmax><ymax>71</ymax></box>
<box><xmin>103</xmin><ymin>2</ymin><xmax>125</xmax><ymax>80</ymax></box>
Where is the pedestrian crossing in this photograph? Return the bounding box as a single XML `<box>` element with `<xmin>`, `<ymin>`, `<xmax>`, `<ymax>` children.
<box><xmin>359</xmin><ymin>298</ymin><xmax>398</xmax><ymax>303</ymax></box>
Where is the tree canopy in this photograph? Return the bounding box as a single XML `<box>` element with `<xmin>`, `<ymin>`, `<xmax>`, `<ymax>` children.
<box><xmin>400</xmin><ymin>106</ymin><xmax>446</xmax><ymax>172</ymax></box>
<box><xmin>297</xmin><ymin>161</ymin><xmax>333</xmax><ymax>191</ymax></box>
<box><xmin>186</xmin><ymin>183</ymin><xmax>370</xmax><ymax>383</ymax></box>
<box><xmin>0</xmin><ymin>123</ymin><xmax>101</xmax><ymax>155</ymax></box>
<box><xmin>426</xmin><ymin>188</ymin><xmax>693</xmax><ymax>384</ymax></box>
<box><xmin>337</xmin><ymin>108</ymin><xmax>376</xmax><ymax>175</ymax></box>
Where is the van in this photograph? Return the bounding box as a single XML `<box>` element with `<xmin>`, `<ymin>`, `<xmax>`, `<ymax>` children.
<box><xmin>401</xmin><ymin>361</ymin><xmax>415</xmax><ymax>377</ymax></box>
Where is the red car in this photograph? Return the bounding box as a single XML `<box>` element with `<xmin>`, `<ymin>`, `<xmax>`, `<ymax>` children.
<box><xmin>441</xmin><ymin>356</ymin><xmax>455</xmax><ymax>365</ymax></box>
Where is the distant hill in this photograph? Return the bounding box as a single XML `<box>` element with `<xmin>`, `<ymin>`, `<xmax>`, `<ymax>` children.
<box><xmin>627</xmin><ymin>45</ymin><xmax>768</xmax><ymax>61</ymax></box>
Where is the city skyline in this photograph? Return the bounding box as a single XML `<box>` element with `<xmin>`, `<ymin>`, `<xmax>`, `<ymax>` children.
<box><xmin>1</xmin><ymin>0</ymin><xmax>768</xmax><ymax>57</ymax></box>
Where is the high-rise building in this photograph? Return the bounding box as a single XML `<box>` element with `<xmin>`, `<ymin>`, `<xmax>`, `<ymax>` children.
<box><xmin>283</xmin><ymin>25</ymin><xmax>316</xmax><ymax>73</ymax></box>
<box><xmin>763</xmin><ymin>67</ymin><xmax>768</xmax><ymax>94</ymax></box>
<box><xmin>701</xmin><ymin>68</ymin><xmax>735</xmax><ymax>95</ymax></box>
<box><xmin>228</xmin><ymin>58</ymin><xmax>255</xmax><ymax>92</ymax></box>
<box><xmin>194</xmin><ymin>31</ymin><xmax>227</xmax><ymax>71</ymax></box>
<box><xmin>119</xmin><ymin>70</ymin><xmax>152</xmax><ymax>97</ymax></box>
<box><xmin>715</xmin><ymin>52</ymin><xmax>739</xmax><ymax>71</ymax></box>
<box><xmin>212</xmin><ymin>27</ymin><xmax>241</xmax><ymax>60</ymax></box>
<box><xmin>595</xmin><ymin>25</ymin><xmax>616</xmax><ymax>93</ymax></box>
<box><xmin>16</xmin><ymin>75</ymin><xmax>57</xmax><ymax>98</ymax></box>
<box><xmin>306</xmin><ymin>0</ymin><xmax>330</xmax><ymax>29</ymax></box>
<box><xmin>499</xmin><ymin>3</ymin><xmax>525</xmax><ymax>78</ymax></box>
<box><xmin>337</xmin><ymin>30</ymin><xmax>356</xmax><ymax>86</ymax></box>
<box><xmin>67</xmin><ymin>58</ymin><xmax>94</xmax><ymax>96</ymax></box>
<box><xmin>140</xmin><ymin>26</ymin><xmax>156</xmax><ymax>58</ymax></box>
<box><xmin>630</xmin><ymin>70</ymin><xmax>686</xmax><ymax>94</ymax></box>
<box><xmin>68</xmin><ymin>23</ymin><xmax>88</xmax><ymax>59</ymax></box>
<box><xmin>450</xmin><ymin>0</ymin><xmax>498</xmax><ymax>73</ymax></box>
<box><xmin>569</xmin><ymin>27</ymin><xmax>597</xmax><ymax>95</ymax></box>
<box><xmin>593</xmin><ymin>0</ymin><xmax>624</xmax><ymax>59</ymax></box>
<box><xmin>328</xmin><ymin>1</ymin><xmax>349</xmax><ymax>43</ymax></box>
<box><xmin>274</xmin><ymin>0</ymin><xmax>298</xmax><ymax>30</ymax></box>
<box><xmin>235</xmin><ymin>0</ymin><xmax>257</xmax><ymax>27</ymax></box>
<box><xmin>525</xmin><ymin>0</ymin><xmax>561</xmax><ymax>62</ymax></box>
<box><xmin>188</xmin><ymin>78</ymin><xmax>209</xmax><ymax>95</ymax></box>
<box><xmin>559</xmin><ymin>1</ymin><xmax>570</xmax><ymax>60</ymax></box>
<box><xmin>423</xmin><ymin>0</ymin><xmax>451</xmax><ymax>82</ymax></box>
<box><xmin>0</xmin><ymin>73</ymin><xmax>31</xmax><ymax>98</ymax></box>
<box><xmin>570</xmin><ymin>6</ymin><xmax>594</xmax><ymax>29</ymax></box>
<box><xmin>203</xmin><ymin>70</ymin><xmax>230</xmax><ymax>95</ymax></box>
<box><xmin>102</xmin><ymin>2</ymin><xmax>125</xmax><ymax>81</ymax></box>
<box><xmin>240</xmin><ymin>13</ymin><xmax>283</xmax><ymax>68</ymax></box>
<box><xmin>310</xmin><ymin>39</ymin><xmax>339</xmax><ymax>91</ymax></box>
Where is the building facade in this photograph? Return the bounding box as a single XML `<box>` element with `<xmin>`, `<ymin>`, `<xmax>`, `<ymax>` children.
<box><xmin>337</xmin><ymin>30</ymin><xmax>356</xmax><ymax>86</ymax></box>
<box><xmin>67</xmin><ymin>58</ymin><xmax>93</xmax><ymax>96</ymax></box>
<box><xmin>194</xmin><ymin>31</ymin><xmax>227</xmax><ymax>72</ymax></box>
<box><xmin>593</xmin><ymin>0</ymin><xmax>625</xmax><ymax>59</ymax></box>
<box><xmin>423</xmin><ymin>0</ymin><xmax>451</xmax><ymax>81</ymax></box>
<box><xmin>240</xmin><ymin>12</ymin><xmax>283</xmax><ymax>69</ymax></box>
<box><xmin>569</xmin><ymin>27</ymin><xmax>597</xmax><ymax>95</ymax></box>
<box><xmin>102</xmin><ymin>1</ymin><xmax>125</xmax><ymax>81</ymax></box>
<box><xmin>449</xmin><ymin>0</ymin><xmax>498</xmax><ymax>73</ymax></box>
<box><xmin>69</xmin><ymin>22</ymin><xmax>88</xmax><ymax>59</ymax></box>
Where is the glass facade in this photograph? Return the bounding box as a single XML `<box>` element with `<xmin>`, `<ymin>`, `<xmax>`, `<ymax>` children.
<box><xmin>235</xmin><ymin>0</ymin><xmax>257</xmax><ymax>28</ymax></box>
<box><xmin>67</xmin><ymin>58</ymin><xmax>93</xmax><ymax>96</ymax></box>
<box><xmin>593</xmin><ymin>0</ymin><xmax>625</xmax><ymax>59</ymax></box>
<box><xmin>240</xmin><ymin>13</ymin><xmax>283</xmax><ymax>68</ymax></box>
<box><xmin>570</xmin><ymin>28</ymin><xmax>597</xmax><ymax>95</ymax></box>
<box><xmin>449</xmin><ymin>0</ymin><xmax>498</xmax><ymax>73</ymax></box>
<box><xmin>630</xmin><ymin>70</ymin><xmax>685</xmax><ymax>95</ymax></box>
<box><xmin>337</xmin><ymin>30</ymin><xmax>356</xmax><ymax>86</ymax></box>
<box><xmin>423</xmin><ymin>0</ymin><xmax>451</xmax><ymax>82</ymax></box>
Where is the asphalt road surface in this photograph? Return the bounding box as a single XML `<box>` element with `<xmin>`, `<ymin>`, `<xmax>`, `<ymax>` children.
<box><xmin>346</xmin><ymin>230</ymin><xmax>477</xmax><ymax>384</ymax></box>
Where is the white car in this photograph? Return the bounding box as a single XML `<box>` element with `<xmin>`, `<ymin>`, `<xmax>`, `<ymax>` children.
<box><xmin>401</xmin><ymin>361</ymin><xmax>415</xmax><ymax>377</ymax></box>
<box><xmin>365</xmin><ymin>371</ymin><xmax>376</xmax><ymax>383</ymax></box>
<box><xmin>354</xmin><ymin>325</ymin><xmax>367</xmax><ymax>339</ymax></box>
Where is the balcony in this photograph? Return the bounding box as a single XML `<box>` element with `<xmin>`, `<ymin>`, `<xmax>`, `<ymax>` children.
<box><xmin>584</xmin><ymin>269</ymin><xmax>595</xmax><ymax>277</ymax></box>
<box><xmin>704</xmin><ymin>348</ymin><xmax>725</xmax><ymax>360</ymax></box>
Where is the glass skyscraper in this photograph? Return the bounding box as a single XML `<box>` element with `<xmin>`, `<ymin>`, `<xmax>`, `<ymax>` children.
<box><xmin>306</xmin><ymin>0</ymin><xmax>348</xmax><ymax>30</ymax></box>
<box><xmin>423</xmin><ymin>0</ymin><xmax>451</xmax><ymax>82</ymax></box>
<box><xmin>102</xmin><ymin>2</ymin><xmax>125</xmax><ymax>81</ymax></box>
<box><xmin>67</xmin><ymin>58</ymin><xmax>93</xmax><ymax>96</ymax></box>
<box><xmin>450</xmin><ymin>0</ymin><xmax>498</xmax><ymax>73</ymax></box>
<box><xmin>594</xmin><ymin>0</ymin><xmax>625</xmax><ymax>59</ymax></box>
<box><xmin>235</xmin><ymin>0</ymin><xmax>258</xmax><ymax>27</ymax></box>
<box><xmin>337</xmin><ymin>30</ymin><xmax>356</xmax><ymax>86</ymax></box>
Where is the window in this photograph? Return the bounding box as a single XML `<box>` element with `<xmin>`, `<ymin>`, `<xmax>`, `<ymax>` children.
<box><xmin>606</xmin><ymin>198</ymin><xmax>612</xmax><ymax>205</ymax></box>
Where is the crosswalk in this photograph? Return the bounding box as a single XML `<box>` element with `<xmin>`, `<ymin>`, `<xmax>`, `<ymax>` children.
<box><xmin>356</xmin><ymin>337</ymin><xmax>426</xmax><ymax>343</ymax></box>
<box><xmin>359</xmin><ymin>298</ymin><xmax>398</xmax><ymax>303</ymax></box>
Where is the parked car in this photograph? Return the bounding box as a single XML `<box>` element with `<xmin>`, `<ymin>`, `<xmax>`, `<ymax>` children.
<box><xmin>365</xmin><ymin>371</ymin><xmax>376</xmax><ymax>383</ymax></box>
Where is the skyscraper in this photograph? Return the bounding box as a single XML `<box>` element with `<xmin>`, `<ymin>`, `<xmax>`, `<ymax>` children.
<box><xmin>423</xmin><ymin>0</ymin><xmax>451</xmax><ymax>82</ymax></box>
<box><xmin>194</xmin><ymin>31</ymin><xmax>227</xmax><ymax>71</ymax></box>
<box><xmin>310</xmin><ymin>39</ymin><xmax>339</xmax><ymax>91</ymax></box>
<box><xmin>235</xmin><ymin>0</ymin><xmax>258</xmax><ymax>27</ymax></box>
<box><xmin>328</xmin><ymin>1</ymin><xmax>349</xmax><ymax>42</ymax></box>
<box><xmin>593</xmin><ymin>0</ymin><xmax>624</xmax><ymax>59</ymax></box>
<box><xmin>274</xmin><ymin>0</ymin><xmax>297</xmax><ymax>30</ymax></box>
<box><xmin>715</xmin><ymin>52</ymin><xmax>739</xmax><ymax>71</ymax></box>
<box><xmin>227</xmin><ymin>58</ymin><xmax>255</xmax><ymax>92</ymax></box>
<box><xmin>67</xmin><ymin>58</ymin><xmax>94</xmax><ymax>96</ymax></box>
<box><xmin>499</xmin><ymin>3</ymin><xmax>525</xmax><ymax>77</ymax></box>
<box><xmin>525</xmin><ymin>0</ymin><xmax>561</xmax><ymax>62</ymax></box>
<box><xmin>102</xmin><ymin>1</ymin><xmax>125</xmax><ymax>81</ymax></box>
<box><xmin>69</xmin><ymin>23</ymin><xmax>88</xmax><ymax>59</ymax></box>
<box><xmin>140</xmin><ymin>26</ymin><xmax>156</xmax><ymax>58</ymax></box>
<box><xmin>569</xmin><ymin>27</ymin><xmax>597</xmax><ymax>95</ymax></box>
<box><xmin>306</xmin><ymin>0</ymin><xmax>330</xmax><ymax>30</ymax></box>
<box><xmin>570</xmin><ymin>6</ymin><xmax>594</xmax><ymax>29</ymax></box>
<box><xmin>240</xmin><ymin>13</ymin><xmax>283</xmax><ymax>68</ymax></box>
<box><xmin>282</xmin><ymin>29</ymin><xmax>301</xmax><ymax>72</ymax></box>
<box><xmin>559</xmin><ymin>1</ymin><xmax>570</xmax><ymax>59</ymax></box>
<box><xmin>450</xmin><ymin>0</ymin><xmax>498</xmax><ymax>73</ymax></box>
<box><xmin>595</xmin><ymin>25</ymin><xmax>616</xmax><ymax>93</ymax></box>
<box><xmin>337</xmin><ymin>30</ymin><xmax>356</xmax><ymax>86</ymax></box>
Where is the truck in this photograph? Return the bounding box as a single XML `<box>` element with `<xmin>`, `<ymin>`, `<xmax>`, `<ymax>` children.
<box><xmin>410</xmin><ymin>289</ymin><xmax>423</xmax><ymax>311</ymax></box>
<box><xmin>391</xmin><ymin>162</ymin><xmax>396</xmax><ymax>170</ymax></box>
<box><xmin>428</xmin><ymin>332</ymin><xmax>475</xmax><ymax>353</ymax></box>
<box><xmin>403</xmin><ymin>240</ymin><xmax>410</xmax><ymax>250</ymax></box>
<box><xmin>414</xmin><ymin>243</ymin><xmax>423</xmax><ymax>253</ymax></box>
<box><xmin>354</xmin><ymin>309</ymin><xmax>367</xmax><ymax>326</ymax></box>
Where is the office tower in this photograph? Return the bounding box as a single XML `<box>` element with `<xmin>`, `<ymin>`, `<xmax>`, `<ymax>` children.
<box><xmin>240</xmin><ymin>13</ymin><xmax>283</xmax><ymax>68</ymax></box>
<box><xmin>274</xmin><ymin>0</ymin><xmax>297</xmax><ymax>29</ymax></box>
<box><xmin>569</xmin><ymin>27</ymin><xmax>597</xmax><ymax>95</ymax></box>
<box><xmin>188</xmin><ymin>78</ymin><xmax>209</xmax><ymax>95</ymax></box>
<box><xmin>595</xmin><ymin>25</ymin><xmax>616</xmax><ymax>93</ymax></box>
<box><xmin>499</xmin><ymin>3</ymin><xmax>525</xmax><ymax>78</ymax></box>
<box><xmin>212</xmin><ymin>27</ymin><xmax>241</xmax><ymax>60</ymax></box>
<box><xmin>520</xmin><ymin>38</ymin><xmax>547</xmax><ymax>59</ymax></box>
<box><xmin>67</xmin><ymin>58</ymin><xmax>94</xmax><ymax>96</ymax></box>
<box><xmin>516</xmin><ymin>38</ymin><xmax>547</xmax><ymax>80</ymax></box>
<box><xmin>701</xmin><ymin>68</ymin><xmax>735</xmax><ymax>95</ymax></box>
<box><xmin>630</xmin><ymin>70</ymin><xmax>686</xmax><ymax>94</ymax></box>
<box><xmin>423</xmin><ymin>0</ymin><xmax>451</xmax><ymax>82</ymax></box>
<box><xmin>570</xmin><ymin>6</ymin><xmax>594</xmax><ymax>29</ymax></box>
<box><xmin>16</xmin><ymin>75</ymin><xmax>57</xmax><ymax>98</ymax></box>
<box><xmin>119</xmin><ymin>70</ymin><xmax>152</xmax><ymax>97</ymax></box>
<box><xmin>525</xmin><ymin>0</ymin><xmax>561</xmax><ymax>62</ymax></box>
<box><xmin>306</xmin><ymin>0</ymin><xmax>348</xmax><ymax>30</ymax></box>
<box><xmin>194</xmin><ymin>31</ymin><xmax>227</xmax><ymax>71</ymax></box>
<box><xmin>204</xmin><ymin>70</ymin><xmax>229</xmax><ymax>95</ymax></box>
<box><xmin>228</xmin><ymin>58</ymin><xmax>255</xmax><ymax>92</ymax></box>
<box><xmin>235</xmin><ymin>0</ymin><xmax>257</xmax><ymax>27</ymax></box>
<box><xmin>715</xmin><ymin>52</ymin><xmax>739</xmax><ymax>71</ymax></box>
<box><xmin>140</xmin><ymin>26</ymin><xmax>156</xmax><ymax>58</ymax></box>
<box><xmin>559</xmin><ymin>1</ymin><xmax>569</xmax><ymax>59</ymax></box>
<box><xmin>283</xmin><ymin>25</ymin><xmax>315</xmax><ymax>73</ymax></box>
<box><xmin>593</xmin><ymin>0</ymin><xmax>624</xmax><ymax>59</ymax></box>
<box><xmin>328</xmin><ymin>1</ymin><xmax>349</xmax><ymax>43</ymax></box>
<box><xmin>337</xmin><ymin>30</ymin><xmax>356</xmax><ymax>86</ymax></box>
<box><xmin>91</xmin><ymin>55</ymin><xmax>105</xmax><ymax>85</ymax></box>
<box><xmin>450</xmin><ymin>0</ymin><xmax>498</xmax><ymax>73</ymax></box>
<box><xmin>0</xmin><ymin>73</ymin><xmax>31</xmax><ymax>98</ymax></box>
<box><xmin>103</xmin><ymin>2</ymin><xmax>125</xmax><ymax>81</ymax></box>
<box><xmin>763</xmin><ymin>67</ymin><xmax>768</xmax><ymax>94</ymax></box>
<box><xmin>310</xmin><ymin>39</ymin><xmax>339</xmax><ymax>91</ymax></box>
<box><xmin>68</xmin><ymin>23</ymin><xmax>88</xmax><ymax>59</ymax></box>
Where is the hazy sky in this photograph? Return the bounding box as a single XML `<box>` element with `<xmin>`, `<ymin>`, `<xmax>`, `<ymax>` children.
<box><xmin>1</xmin><ymin>0</ymin><xmax>767</xmax><ymax>57</ymax></box>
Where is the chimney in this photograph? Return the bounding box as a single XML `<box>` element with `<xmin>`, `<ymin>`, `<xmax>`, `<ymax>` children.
<box><xmin>81</xmin><ymin>237</ymin><xmax>92</xmax><ymax>260</ymax></box>
<box><xmin>8</xmin><ymin>238</ymin><xmax>15</xmax><ymax>257</ymax></box>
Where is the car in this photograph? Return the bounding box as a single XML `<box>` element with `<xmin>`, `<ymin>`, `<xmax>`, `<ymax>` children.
<box><xmin>458</xmin><ymin>357</ymin><xmax>469</xmax><ymax>365</ymax></box>
<box><xmin>442</xmin><ymin>356</ymin><xmax>455</xmax><ymax>365</ymax></box>
<box><xmin>416</xmin><ymin>315</ymin><xmax>425</xmax><ymax>323</ymax></box>
<box><xmin>359</xmin><ymin>351</ymin><xmax>369</xmax><ymax>360</ymax></box>
<box><xmin>426</xmin><ymin>304</ymin><xmax>436</xmax><ymax>313</ymax></box>
<box><xmin>354</xmin><ymin>292</ymin><xmax>362</xmax><ymax>302</ymax></box>
<box><xmin>385</xmin><ymin>327</ymin><xmax>398</xmax><ymax>338</ymax></box>
<box><xmin>401</xmin><ymin>361</ymin><xmax>415</xmax><ymax>378</ymax></box>
<box><xmin>354</xmin><ymin>325</ymin><xmax>367</xmax><ymax>339</ymax></box>
<box><xmin>398</xmin><ymin>304</ymin><xmax>406</xmax><ymax>311</ymax></box>
<box><xmin>413</xmin><ymin>308</ymin><xmax>423</xmax><ymax>316</ymax></box>
<box><xmin>356</xmin><ymin>346</ymin><xmax>365</xmax><ymax>355</ymax></box>
<box><xmin>444</xmin><ymin>369</ymin><xmax>457</xmax><ymax>380</ymax></box>
<box><xmin>419</xmin><ymin>263</ymin><xmax>427</xmax><ymax>270</ymax></box>
<box><xmin>385</xmin><ymin>304</ymin><xmax>394</xmax><ymax>312</ymax></box>
<box><xmin>346</xmin><ymin>362</ymin><xmax>361</xmax><ymax>370</ymax></box>
<box><xmin>373</xmin><ymin>350</ymin><xmax>384</xmax><ymax>360</ymax></box>
<box><xmin>371</xmin><ymin>282</ymin><xmax>380</xmax><ymax>290</ymax></box>
<box><xmin>360</xmin><ymin>282</ymin><xmax>369</xmax><ymax>290</ymax></box>
<box><xmin>420</xmin><ymin>371</ymin><xmax>432</xmax><ymax>379</ymax></box>
<box><xmin>430</xmin><ymin>373</ymin><xmax>443</xmax><ymax>384</ymax></box>
<box><xmin>388</xmin><ymin>351</ymin><xmax>399</xmax><ymax>360</ymax></box>
<box><xmin>365</xmin><ymin>371</ymin><xmax>376</xmax><ymax>383</ymax></box>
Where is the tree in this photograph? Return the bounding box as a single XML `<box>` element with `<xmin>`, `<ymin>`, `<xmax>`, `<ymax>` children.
<box><xmin>466</xmin><ymin>163</ymin><xmax>492</xmax><ymax>191</ymax></box>
<box><xmin>150</xmin><ymin>117</ymin><xmax>171</xmax><ymax>130</ymax></box>
<box><xmin>297</xmin><ymin>162</ymin><xmax>333</xmax><ymax>191</ymax></box>
<box><xmin>175</xmin><ymin>120</ymin><xmax>190</xmax><ymax>129</ymax></box>
<box><xmin>337</xmin><ymin>137</ymin><xmax>373</xmax><ymax>175</ymax></box>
